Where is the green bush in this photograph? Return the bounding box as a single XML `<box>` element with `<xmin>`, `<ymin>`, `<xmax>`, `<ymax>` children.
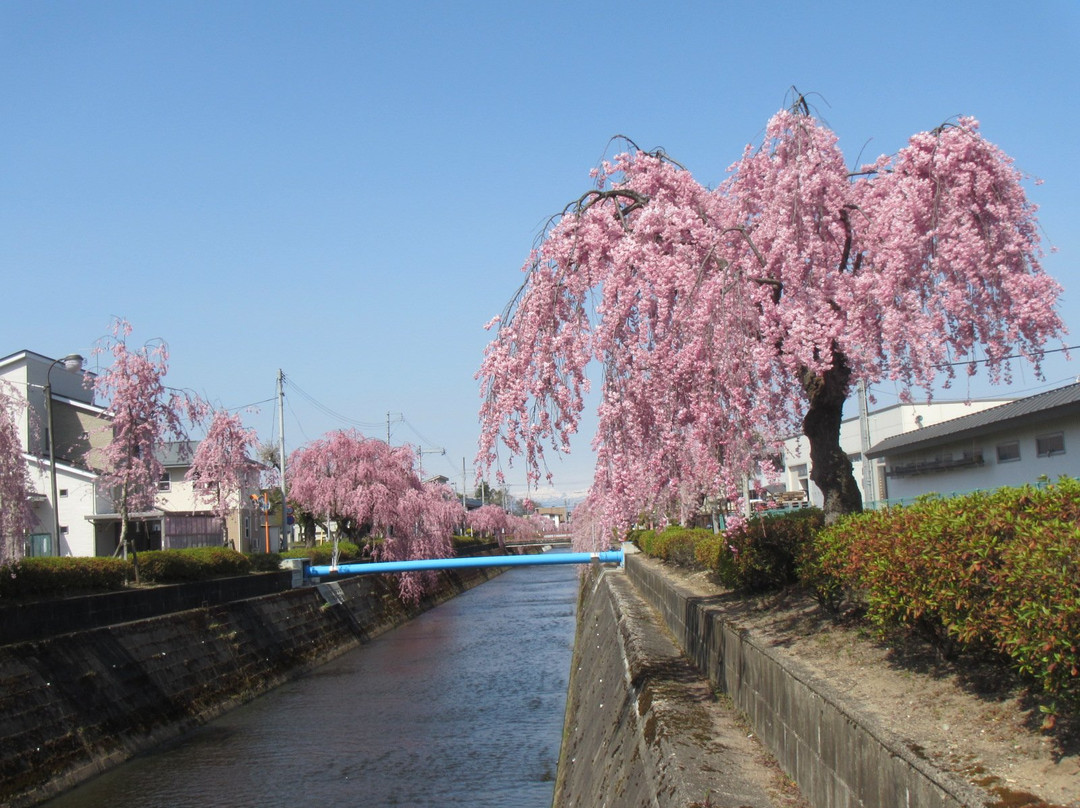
<box><xmin>138</xmin><ymin>547</ymin><xmax>252</xmax><ymax>583</ymax></box>
<box><xmin>0</xmin><ymin>556</ymin><xmax>132</xmax><ymax>600</ymax></box>
<box><xmin>281</xmin><ymin>540</ymin><xmax>361</xmax><ymax>566</ymax></box>
<box><xmin>246</xmin><ymin>552</ymin><xmax>283</xmax><ymax>572</ymax></box>
<box><xmin>718</xmin><ymin>509</ymin><xmax>824</xmax><ymax>593</ymax></box>
<box><xmin>633</xmin><ymin>526</ymin><xmax>714</xmax><ymax>567</ymax></box>
<box><xmin>809</xmin><ymin>478</ymin><xmax>1080</xmax><ymax>708</ymax></box>
<box><xmin>452</xmin><ymin>533</ymin><xmax>487</xmax><ymax>550</ymax></box>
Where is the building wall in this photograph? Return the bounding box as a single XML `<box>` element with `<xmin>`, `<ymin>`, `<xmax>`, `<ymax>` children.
<box><xmin>28</xmin><ymin>460</ymin><xmax>101</xmax><ymax>557</ymax></box>
<box><xmin>780</xmin><ymin>397</ymin><xmax>1013</xmax><ymax>508</ymax></box>
<box><xmin>881</xmin><ymin>414</ymin><xmax>1077</xmax><ymax>502</ymax></box>
<box><xmin>1</xmin><ymin>352</ymin><xmax>106</xmax><ymax>558</ymax></box>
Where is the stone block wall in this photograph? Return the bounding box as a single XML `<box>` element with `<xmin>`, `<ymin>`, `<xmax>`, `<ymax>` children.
<box><xmin>0</xmin><ymin>572</ymin><xmax>293</xmax><ymax>645</ymax></box>
<box><xmin>0</xmin><ymin>565</ymin><xmax>502</xmax><ymax>808</ymax></box>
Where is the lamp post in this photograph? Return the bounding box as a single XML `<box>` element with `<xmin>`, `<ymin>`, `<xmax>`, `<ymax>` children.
<box><xmin>46</xmin><ymin>354</ymin><xmax>84</xmax><ymax>556</ymax></box>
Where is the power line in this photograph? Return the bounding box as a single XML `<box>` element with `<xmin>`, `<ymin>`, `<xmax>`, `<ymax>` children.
<box><xmin>932</xmin><ymin>344</ymin><xmax>1075</xmax><ymax>370</ymax></box>
<box><xmin>283</xmin><ymin>376</ymin><xmax>385</xmax><ymax>431</ymax></box>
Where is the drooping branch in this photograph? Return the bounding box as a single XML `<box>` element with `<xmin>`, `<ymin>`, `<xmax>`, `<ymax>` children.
<box><xmin>571</xmin><ymin>188</ymin><xmax>651</xmax><ymax>224</ymax></box>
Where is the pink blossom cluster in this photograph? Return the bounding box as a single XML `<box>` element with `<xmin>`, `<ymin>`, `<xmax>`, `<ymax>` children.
<box><xmin>186</xmin><ymin>410</ymin><xmax>260</xmax><ymax>541</ymax></box>
<box><xmin>288</xmin><ymin>429</ymin><xmax>463</xmax><ymax>602</ymax></box>
<box><xmin>91</xmin><ymin>319</ymin><xmax>209</xmax><ymax>548</ymax></box>
<box><xmin>0</xmin><ymin>383</ymin><xmax>33</xmax><ymax>562</ymax></box>
<box><xmin>478</xmin><ymin>111</ymin><xmax>1065</xmax><ymax>536</ymax></box>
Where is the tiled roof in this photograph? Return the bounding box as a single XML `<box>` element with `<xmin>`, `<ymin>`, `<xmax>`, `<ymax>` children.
<box><xmin>866</xmin><ymin>382</ymin><xmax>1080</xmax><ymax>457</ymax></box>
<box><xmin>156</xmin><ymin>440</ymin><xmax>200</xmax><ymax>467</ymax></box>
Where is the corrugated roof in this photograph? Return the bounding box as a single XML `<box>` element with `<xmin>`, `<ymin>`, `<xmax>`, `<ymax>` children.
<box><xmin>866</xmin><ymin>382</ymin><xmax>1080</xmax><ymax>457</ymax></box>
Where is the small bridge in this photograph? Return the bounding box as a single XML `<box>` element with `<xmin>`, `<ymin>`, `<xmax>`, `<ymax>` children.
<box><xmin>307</xmin><ymin>549</ymin><xmax>622</xmax><ymax>578</ymax></box>
<box><xmin>504</xmin><ymin>534</ymin><xmax>572</xmax><ymax>548</ymax></box>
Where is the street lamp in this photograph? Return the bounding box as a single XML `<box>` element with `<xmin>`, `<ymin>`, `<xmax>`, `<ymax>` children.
<box><xmin>46</xmin><ymin>354</ymin><xmax>84</xmax><ymax>556</ymax></box>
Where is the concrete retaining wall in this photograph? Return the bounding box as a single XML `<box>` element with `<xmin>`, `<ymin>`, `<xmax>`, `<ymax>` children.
<box><xmin>555</xmin><ymin>565</ymin><xmax>788</xmax><ymax>808</ymax></box>
<box><xmin>0</xmin><ymin>565</ymin><xmax>503</xmax><ymax>807</ymax></box>
<box><xmin>0</xmin><ymin>572</ymin><xmax>293</xmax><ymax>645</ymax></box>
<box><xmin>624</xmin><ymin>553</ymin><xmax>990</xmax><ymax>808</ymax></box>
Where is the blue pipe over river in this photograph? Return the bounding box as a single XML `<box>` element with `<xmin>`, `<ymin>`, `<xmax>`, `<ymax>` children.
<box><xmin>307</xmin><ymin>550</ymin><xmax>624</xmax><ymax>578</ymax></box>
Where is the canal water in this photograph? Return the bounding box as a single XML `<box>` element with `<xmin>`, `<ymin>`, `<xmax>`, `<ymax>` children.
<box><xmin>42</xmin><ymin>560</ymin><xmax>580</xmax><ymax>808</ymax></box>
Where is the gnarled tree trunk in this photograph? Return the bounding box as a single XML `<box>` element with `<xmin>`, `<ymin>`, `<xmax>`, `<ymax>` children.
<box><xmin>801</xmin><ymin>349</ymin><xmax>864</xmax><ymax>524</ymax></box>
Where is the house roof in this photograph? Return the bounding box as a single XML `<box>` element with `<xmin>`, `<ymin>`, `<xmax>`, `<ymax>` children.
<box><xmin>157</xmin><ymin>440</ymin><xmax>201</xmax><ymax>467</ymax></box>
<box><xmin>866</xmin><ymin>382</ymin><xmax>1080</xmax><ymax>458</ymax></box>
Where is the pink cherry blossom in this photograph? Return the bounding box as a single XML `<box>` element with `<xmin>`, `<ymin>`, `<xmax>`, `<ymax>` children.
<box><xmin>288</xmin><ymin>429</ymin><xmax>465</xmax><ymax>601</ymax></box>
<box><xmin>478</xmin><ymin>110</ymin><xmax>1065</xmax><ymax>537</ymax></box>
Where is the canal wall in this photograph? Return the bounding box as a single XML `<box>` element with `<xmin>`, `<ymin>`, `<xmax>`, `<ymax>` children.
<box><xmin>557</xmin><ymin>551</ymin><xmax>990</xmax><ymax>808</ymax></box>
<box><xmin>0</xmin><ymin>563</ymin><xmax>504</xmax><ymax>808</ymax></box>
<box><xmin>554</xmin><ymin>561</ymin><xmax>786</xmax><ymax>808</ymax></box>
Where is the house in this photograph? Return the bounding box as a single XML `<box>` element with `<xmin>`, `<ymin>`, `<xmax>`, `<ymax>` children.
<box><xmin>87</xmin><ymin>440</ymin><xmax>265</xmax><ymax>555</ymax></box>
<box><xmin>778</xmin><ymin>394</ymin><xmax>1015</xmax><ymax>509</ymax></box>
<box><xmin>1</xmin><ymin>349</ymin><xmax>264</xmax><ymax>559</ymax></box>
<box><xmin>535</xmin><ymin>506</ymin><xmax>569</xmax><ymax>528</ymax></box>
<box><xmin>0</xmin><ymin>350</ymin><xmax>110</xmax><ymax>557</ymax></box>
<box><xmin>865</xmin><ymin>382</ymin><xmax>1079</xmax><ymax>504</ymax></box>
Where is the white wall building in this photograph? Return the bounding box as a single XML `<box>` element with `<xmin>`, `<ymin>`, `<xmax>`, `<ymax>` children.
<box><xmin>2</xmin><ymin>349</ymin><xmax>265</xmax><ymax>559</ymax></box>
<box><xmin>779</xmin><ymin>394</ymin><xmax>1014</xmax><ymax>508</ymax></box>
<box><xmin>0</xmin><ymin>350</ymin><xmax>108</xmax><ymax>557</ymax></box>
<box><xmin>89</xmin><ymin>440</ymin><xmax>266</xmax><ymax>555</ymax></box>
<box><xmin>865</xmin><ymin>383</ymin><xmax>1079</xmax><ymax>503</ymax></box>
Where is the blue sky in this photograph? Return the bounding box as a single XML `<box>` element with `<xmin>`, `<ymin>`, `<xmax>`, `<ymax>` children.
<box><xmin>3</xmin><ymin>1</ymin><xmax>1078</xmax><ymax>503</ymax></box>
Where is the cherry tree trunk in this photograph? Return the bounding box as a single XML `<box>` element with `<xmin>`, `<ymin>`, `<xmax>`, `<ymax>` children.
<box><xmin>801</xmin><ymin>351</ymin><xmax>864</xmax><ymax>525</ymax></box>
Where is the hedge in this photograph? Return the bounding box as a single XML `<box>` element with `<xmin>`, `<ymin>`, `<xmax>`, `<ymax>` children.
<box><xmin>809</xmin><ymin>478</ymin><xmax>1080</xmax><ymax>710</ymax></box>
<box><xmin>138</xmin><ymin>546</ymin><xmax>252</xmax><ymax>583</ymax></box>
<box><xmin>718</xmin><ymin>508</ymin><xmax>823</xmax><ymax>592</ymax></box>
<box><xmin>632</xmin><ymin>510</ymin><xmax>823</xmax><ymax>592</ymax></box>
<box><xmin>0</xmin><ymin>556</ymin><xmax>131</xmax><ymax>600</ymax></box>
<box><xmin>281</xmin><ymin>540</ymin><xmax>361</xmax><ymax>566</ymax></box>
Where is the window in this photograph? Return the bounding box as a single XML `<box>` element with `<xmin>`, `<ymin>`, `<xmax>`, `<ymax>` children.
<box><xmin>996</xmin><ymin>441</ymin><xmax>1021</xmax><ymax>463</ymax></box>
<box><xmin>157</xmin><ymin>472</ymin><xmax>171</xmax><ymax>492</ymax></box>
<box><xmin>58</xmin><ymin>488</ymin><xmax>69</xmax><ymax>498</ymax></box>
<box><xmin>1036</xmin><ymin>433</ymin><xmax>1065</xmax><ymax>457</ymax></box>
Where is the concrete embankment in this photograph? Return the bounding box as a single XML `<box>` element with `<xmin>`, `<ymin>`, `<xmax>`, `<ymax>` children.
<box><xmin>555</xmin><ymin>559</ymin><xmax>789</xmax><ymax>808</ymax></box>
<box><xmin>556</xmin><ymin>550</ymin><xmax>991</xmax><ymax>808</ymax></box>
<box><xmin>0</xmin><ymin>563</ymin><xmax>503</xmax><ymax>808</ymax></box>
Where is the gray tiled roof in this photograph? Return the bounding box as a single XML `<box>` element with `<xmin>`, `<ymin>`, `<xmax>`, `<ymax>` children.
<box><xmin>866</xmin><ymin>382</ymin><xmax>1080</xmax><ymax>457</ymax></box>
<box><xmin>155</xmin><ymin>440</ymin><xmax>200</xmax><ymax>467</ymax></box>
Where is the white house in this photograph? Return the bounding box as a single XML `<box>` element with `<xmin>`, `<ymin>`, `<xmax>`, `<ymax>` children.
<box><xmin>865</xmin><ymin>382</ymin><xmax>1079</xmax><ymax>503</ymax></box>
<box><xmin>2</xmin><ymin>349</ymin><xmax>265</xmax><ymax>559</ymax></box>
<box><xmin>778</xmin><ymin>394</ymin><xmax>1015</xmax><ymax>509</ymax></box>
<box><xmin>0</xmin><ymin>350</ymin><xmax>109</xmax><ymax>557</ymax></box>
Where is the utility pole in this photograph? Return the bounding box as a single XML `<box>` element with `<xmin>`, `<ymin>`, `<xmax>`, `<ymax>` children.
<box><xmin>386</xmin><ymin>411</ymin><xmax>402</xmax><ymax>444</ymax></box>
<box><xmin>857</xmin><ymin>379</ymin><xmax>873</xmax><ymax>507</ymax></box>
<box><xmin>417</xmin><ymin>446</ymin><xmax>444</xmax><ymax>477</ymax></box>
<box><xmin>461</xmin><ymin>457</ymin><xmax>467</xmax><ymax>509</ymax></box>
<box><xmin>278</xmin><ymin>370</ymin><xmax>288</xmax><ymax>550</ymax></box>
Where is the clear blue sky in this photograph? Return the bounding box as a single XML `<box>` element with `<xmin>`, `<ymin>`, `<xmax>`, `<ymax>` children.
<box><xmin>3</xmin><ymin>1</ymin><xmax>1078</xmax><ymax>503</ymax></box>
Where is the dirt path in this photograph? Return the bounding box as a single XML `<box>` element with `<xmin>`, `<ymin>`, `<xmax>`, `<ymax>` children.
<box><xmin>669</xmin><ymin>567</ymin><xmax>1080</xmax><ymax>808</ymax></box>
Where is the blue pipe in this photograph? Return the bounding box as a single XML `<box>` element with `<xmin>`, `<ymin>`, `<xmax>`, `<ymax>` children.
<box><xmin>307</xmin><ymin>550</ymin><xmax>623</xmax><ymax>578</ymax></box>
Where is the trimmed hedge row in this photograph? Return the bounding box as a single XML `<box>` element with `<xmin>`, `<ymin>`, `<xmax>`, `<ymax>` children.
<box><xmin>0</xmin><ymin>556</ymin><xmax>130</xmax><ymax>599</ymax></box>
<box><xmin>1</xmin><ymin>548</ymin><xmax>282</xmax><ymax>599</ymax></box>
<box><xmin>632</xmin><ymin>481</ymin><xmax>1080</xmax><ymax>712</ymax></box>
<box><xmin>281</xmin><ymin>541</ymin><xmax>362</xmax><ymax>566</ymax></box>
<box><xmin>808</xmin><ymin>479</ymin><xmax>1080</xmax><ymax>711</ymax></box>
<box><xmin>138</xmin><ymin>547</ymin><xmax>252</xmax><ymax>583</ymax></box>
<box><xmin>632</xmin><ymin>509</ymin><xmax>823</xmax><ymax>593</ymax></box>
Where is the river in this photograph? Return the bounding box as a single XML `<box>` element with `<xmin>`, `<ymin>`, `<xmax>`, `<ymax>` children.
<box><xmin>41</xmin><ymin>560</ymin><xmax>580</xmax><ymax>808</ymax></box>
